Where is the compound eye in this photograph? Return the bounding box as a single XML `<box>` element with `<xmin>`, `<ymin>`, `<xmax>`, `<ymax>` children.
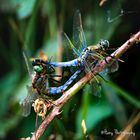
<box><xmin>33</xmin><ymin>65</ymin><xmax>43</xmax><ymax>73</ymax></box>
<box><xmin>100</xmin><ymin>39</ymin><xmax>109</xmax><ymax>50</ymax></box>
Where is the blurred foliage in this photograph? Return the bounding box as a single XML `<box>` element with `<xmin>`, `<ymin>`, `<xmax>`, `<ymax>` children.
<box><xmin>0</xmin><ymin>0</ymin><xmax>140</xmax><ymax>140</ymax></box>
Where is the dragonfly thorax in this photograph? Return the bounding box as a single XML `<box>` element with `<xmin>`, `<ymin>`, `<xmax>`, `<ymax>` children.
<box><xmin>80</xmin><ymin>47</ymin><xmax>91</xmax><ymax>61</ymax></box>
<box><xmin>79</xmin><ymin>47</ymin><xmax>97</xmax><ymax>68</ymax></box>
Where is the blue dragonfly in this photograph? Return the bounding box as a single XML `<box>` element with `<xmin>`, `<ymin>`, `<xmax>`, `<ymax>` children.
<box><xmin>20</xmin><ymin>52</ymin><xmax>63</xmax><ymax>116</ymax></box>
<box><xmin>32</xmin><ymin>10</ymin><xmax>119</xmax><ymax>96</ymax></box>
<box><xmin>32</xmin><ymin>10</ymin><xmax>119</xmax><ymax>75</ymax></box>
<box><xmin>21</xmin><ymin>51</ymin><xmax>82</xmax><ymax>116</ymax></box>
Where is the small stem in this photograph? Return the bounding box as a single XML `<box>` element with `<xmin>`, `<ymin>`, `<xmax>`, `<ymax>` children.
<box><xmin>30</xmin><ymin>31</ymin><xmax>140</xmax><ymax>140</ymax></box>
<box><xmin>116</xmin><ymin>111</ymin><xmax>140</xmax><ymax>140</ymax></box>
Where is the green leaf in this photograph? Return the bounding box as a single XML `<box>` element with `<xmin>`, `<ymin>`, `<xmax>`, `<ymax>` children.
<box><xmin>17</xmin><ymin>0</ymin><xmax>36</xmax><ymax>19</ymax></box>
<box><xmin>75</xmin><ymin>95</ymin><xmax>113</xmax><ymax>139</ymax></box>
<box><xmin>0</xmin><ymin>113</ymin><xmax>21</xmax><ymax>138</ymax></box>
<box><xmin>106</xmin><ymin>81</ymin><xmax>140</xmax><ymax>108</ymax></box>
<box><xmin>0</xmin><ymin>0</ymin><xmax>36</xmax><ymax>19</ymax></box>
<box><xmin>102</xmin><ymin>79</ymin><xmax>127</xmax><ymax>127</ymax></box>
<box><xmin>42</xmin><ymin>37</ymin><xmax>58</xmax><ymax>60</ymax></box>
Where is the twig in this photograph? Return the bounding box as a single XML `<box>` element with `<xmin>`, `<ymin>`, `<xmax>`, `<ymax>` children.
<box><xmin>30</xmin><ymin>31</ymin><xmax>140</xmax><ymax>140</ymax></box>
<box><xmin>116</xmin><ymin>111</ymin><xmax>140</xmax><ymax>140</ymax></box>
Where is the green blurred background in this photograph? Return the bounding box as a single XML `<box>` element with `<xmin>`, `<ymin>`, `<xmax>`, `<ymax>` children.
<box><xmin>0</xmin><ymin>0</ymin><xmax>140</xmax><ymax>139</ymax></box>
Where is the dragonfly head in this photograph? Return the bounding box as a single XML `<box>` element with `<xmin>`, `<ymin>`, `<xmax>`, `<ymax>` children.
<box><xmin>99</xmin><ymin>39</ymin><xmax>109</xmax><ymax>51</ymax></box>
<box><xmin>32</xmin><ymin>59</ymin><xmax>55</xmax><ymax>74</ymax></box>
<box><xmin>32</xmin><ymin>59</ymin><xmax>45</xmax><ymax>73</ymax></box>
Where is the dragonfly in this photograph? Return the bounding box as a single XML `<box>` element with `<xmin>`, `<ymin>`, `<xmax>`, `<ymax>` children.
<box><xmin>32</xmin><ymin>10</ymin><xmax>119</xmax><ymax>96</ymax></box>
<box><xmin>21</xmin><ymin>51</ymin><xmax>83</xmax><ymax>116</ymax></box>
<box><xmin>32</xmin><ymin>10</ymin><xmax>119</xmax><ymax>74</ymax></box>
<box><xmin>20</xmin><ymin>52</ymin><xmax>63</xmax><ymax>117</ymax></box>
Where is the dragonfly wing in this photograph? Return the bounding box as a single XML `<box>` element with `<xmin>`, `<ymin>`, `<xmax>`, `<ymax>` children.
<box><xmin>21</xmin><ymin>98</ymin><xmax>31</xmax><ymax>117</ymax></box>
<box><xmin>73</xmin><ymin>10</ymin><xmax>87</xmax><ymax>54</ymax></box>
<box><xmin>62</xmin><ymin>32</ymin><xmax>79</xmax><ymax>59</ymax></box>
<box><xmin>20</xmin><ymin>86</ymin><xmax>32</xmax><ymax>117</ymax></box>
<box><xmin>22</xmin><ymin>51</ymin><xmax>33</xmax><ymax>80</ymax></box>
<box><xmin>62</xmin><ymin>33</ymin><xmax>79</xmax><ymax>72</ymax></box>
<box><xmin>108</xmin><ymin>60</ymin><xmax>119</xmax><ymax>73</ymax></box>
<box><xmin>22</xmin><ymin>50</ymin><xmax>38</xmax><ymax>116</ymax></box>
<box><xmin>104</xmin><ymin>60</ymin><xmax>119</xmax><ymax>74</ymax></box>
<box><xmin>88</xmin><ymin>76</ymin><xmax>102</xmax><ymax>97</ymax></box>
<box><xmin>20</xmin><ymin>86</ymin><xmax>37</xmax><ymax>117</ymax></box>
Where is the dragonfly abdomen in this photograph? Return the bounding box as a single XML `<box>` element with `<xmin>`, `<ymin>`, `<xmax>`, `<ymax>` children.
<box><xmin>49</xmin><ymin>59</ymin><xmax>80</xmax><ymax>67</ymax></box>
<box><xmin>46</xmin><ymin>69</ymin><xmax>82</xmax><ymax>95</ymax></box>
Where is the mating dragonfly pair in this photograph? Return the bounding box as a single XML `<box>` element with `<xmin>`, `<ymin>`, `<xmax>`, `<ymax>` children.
<box><xmin>21</xmin><ymin>10</ymin><xmax>119</xmax><ymax>117</ymax></box>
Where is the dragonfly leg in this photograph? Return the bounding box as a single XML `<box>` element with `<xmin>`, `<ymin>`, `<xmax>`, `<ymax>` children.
<box><xmin>104</xmin><ymin>55</ymin><xmax>115</xmax><ymax>64</ymax></box>
<box><xmin>105</xmin><ymin>54</ymin><xmax>124</xmax><ymax>64</ymax></box>
<box><xmin>48</xmin><ymin>68</ymin><xmax>65</xmax><ymax>83</ymax></box>
<box><xmin>49</xmin><ymin>77</ymin><xmax>61</xmax><ymax>83</ymax></box>
<box><xmin>50</xmin><ymin>66</ymin><xmax>55</xmax><ymax>73</ymax></box>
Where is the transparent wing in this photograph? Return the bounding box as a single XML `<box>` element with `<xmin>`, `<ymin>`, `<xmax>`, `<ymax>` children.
<box><xmin>89</xmin><ymin>76</ymin><xmax>102</xmax><ymax>97</ymax></box>
<box><xmin>20</xmin><ymin>86</ymin><xmax>36</xmax><ymax>117</ymax></box>
<box><xmin>62</xmin><ymin>33</ymin><xmax>80</xmax><ymax>74</ymax></box>
<box><xmin>21</xmin><ymin>51</ymin><xmax>35</xmax><ymax>117</ymax></box>
<box><xmin>86</xmin><ymin>61</ymin><xmax>119</xmax><ymax>97</ymax></box>
<box><xmin>62</xmin><ymin>32</ymin><xmax>79</xmax><ymax>60</ymax></box>
<box><xmin>62</xmin><ymin>10</ymin><xmax>87</xmax><ymax>61</ymax></box>
<box><xmin>22</xmin><ymin>51</ymin><xmax>32</xmax><ymax>80</ymax></box>
<box><xmin>73</xmin><ymin>10</ymin><xmax>87</xmax><ymax>54</ymax></box>
<box><xmin>100</xmin><ymin>60</ymin><xmax>119</xmax><ymax>75</ymax></box>
<box><xmin>107</xmin><ymin>60</ymin><xmax>119</xmax><ymax>73</ymax></box>
<box><xmin>84</xmin><ymin>76</ymin><xmax>102</xmax><ymax>97</ymax></box>
<box><xmin>21</xmin><ymin>97</ymin><xmax>31</xmax><ymax>117</ymax></box>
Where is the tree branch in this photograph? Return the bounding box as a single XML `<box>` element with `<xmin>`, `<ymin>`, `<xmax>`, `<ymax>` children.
<box><xmin>30</xmin><ymin>31</ymin><xmax>140</xmax><ymax>140</ymax></box>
